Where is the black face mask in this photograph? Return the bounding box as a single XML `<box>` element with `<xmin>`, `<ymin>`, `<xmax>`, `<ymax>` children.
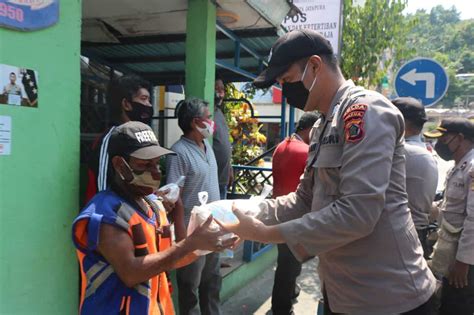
<box><xmin>127</xmin><ymin>101</ymin><xmax>153</xmax><ymax>125</ymax></box>
<box><xmin>281</xmin><ymin>61</ymin><xmax>317</xmax><ymax>111</ymax></box>
<box><xmin>215</xmin><ymin>93</ymin><xmax>224</xmax><ymax>107</ymax></box>
<box><xmin>282</xmin><ymin>81</ymin><xmax>309</xmax><ymax>110</ymax></box>
<box><xmin>434</xmin><ymin>135</ymin><xmax>458</xmax><ymax>161</ymax></box>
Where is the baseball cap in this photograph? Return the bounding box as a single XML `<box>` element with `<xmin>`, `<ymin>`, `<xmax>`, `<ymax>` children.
<box><xmin>108</xmin><ymin>121</ymin><xmax>175</xmax><ymax>159</ymax></box>
<box><xmin>296</xmin><ymin>112</ymin><xmax>320</xmax><ymax>131</ymax></box>
<box><xmin>254</xmin><ymin>29</ymin><xmax>334</xmax><ymax>89</ymax></box>
<box><xmin>424</xmin><ymin>117</ymin><xmax>474</xmax><ymax>139</ymax></box>
<box><xmin>391</xmin><ymin>97</ymin><xmax>427</xmax><ymax>124</ymax></box>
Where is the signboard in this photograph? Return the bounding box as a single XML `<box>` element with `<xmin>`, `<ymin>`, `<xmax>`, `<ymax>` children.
<box><xmin>0</xmin><ymin>116</ymin><xmax>11</xmax><ymax>155</ymax></box>
<box><xmin>0</xmin><ymin>0</ymin><xmax>59</xmax><ymax>31</ymax></box>
<box><xmin>282</xmin><ymin>0</ymin><xmax>342</xmax><ymax>55</ymax></box>
<box><xmin>395</xmin><ymin>58</ymin><xmax>449</xmax><ymax>107</ymax></box>
<box><xmin>0</xmin><ymin>64</ymin><xmax>39</xmax><ymax>107</ymax></box>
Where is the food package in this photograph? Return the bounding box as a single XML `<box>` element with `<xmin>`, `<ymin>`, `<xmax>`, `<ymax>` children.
<box><xmin>187</xmin><ymin>185</ymin><xmax>273</xmax><ymax>257</ymax></box>
<box><xmin>157</xmin><ymin>176</ymin><xmax>186</xmax><ymax>203</ymax></box>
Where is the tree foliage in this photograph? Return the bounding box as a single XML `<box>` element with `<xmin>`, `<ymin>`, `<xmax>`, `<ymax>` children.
<box><xmin>341</xmin><ymin>2</ymin><xmax>474</xmax><ymax>107</ymax></box>
<box><xmin>341</xmin><ymin>0</ymin><xmax>414</xmax><ymax>87</ymax></box>
<box><xmin>405</xmin><ymin>6</ymin><xmax>474</xmax><ymax>107</ymax></box>
<box><xmin>223</xmin><ymin>83</ymin><xmax>266</xmax><ymax>165</ymax></box>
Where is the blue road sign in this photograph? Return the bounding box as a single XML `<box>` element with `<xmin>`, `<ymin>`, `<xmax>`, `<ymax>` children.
<box><xmin>394</xmin><ymin>58</ymin><xmax>449</xmax><ymax>107</ymax></box>
<box><xmin>0</xmin><ymin>0</ymin><xmax>59</xmax><ymax>32</ymax></box>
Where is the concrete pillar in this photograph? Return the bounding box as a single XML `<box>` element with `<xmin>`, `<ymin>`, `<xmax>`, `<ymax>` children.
<box><xmin>185</xmin><ymin>0</ymin><xmax>216</xmax><ymax>111</ymax></box>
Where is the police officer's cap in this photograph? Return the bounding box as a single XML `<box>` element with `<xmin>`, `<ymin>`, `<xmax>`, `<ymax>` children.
<box><xmin>424</xmin><ymin>117</ymin><xmax>474</xmax><ymax>140</ymax></box>
<box><xmin>254</xmin><ymin>30</ymin><xmax>334</xmax><ymax>89</ymax></box>
<box><xmin>391</xmin><ymin>97</ymin><xmax>427</xmax><ymax>125</ymax></box>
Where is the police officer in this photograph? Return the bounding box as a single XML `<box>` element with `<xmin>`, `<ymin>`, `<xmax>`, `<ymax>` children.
<box><xmin>218</xmin><ymin>29</ymin><xmax>436</xmax><ymax>315</ymax></box>
<box><xmin>424</xmin><ymin>118</ymin><xmax>474</xmax><ymax>315</ymax></box>
<box><xmin>392</xmin><ymin>97</ymin><xmax>438</xmax><ymax>258</ymax></box>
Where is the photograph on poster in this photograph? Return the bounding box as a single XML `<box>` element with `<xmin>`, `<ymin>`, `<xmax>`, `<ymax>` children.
<box><xmin>0</xmin><ymin>64</ymin><xmax>38</xmax><ymax>108</ymax></box>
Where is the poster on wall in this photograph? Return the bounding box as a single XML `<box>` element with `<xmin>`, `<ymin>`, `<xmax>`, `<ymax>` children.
<box><xmin>0</xmin><ymin>0</ymin><xmax>59</xmax><ymax>31</ymax></box>
<box><xmin>0</xmin><ymin>64</ymin><xmax>38</xmax><ymax>108</ymax></box>
<box><xmin>282</xmin><ymin>0</ymin><xmax>343</xmax><ymax>55</ymax></box>
<box><xmin>0</xmin><ymin>115</ymin><xmax>12</xmax><ymax>155</ymax></box>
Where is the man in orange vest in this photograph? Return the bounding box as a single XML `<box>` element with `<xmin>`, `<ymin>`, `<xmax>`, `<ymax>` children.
<box><xmin>73</xmin><ymin>121</ymin><xmax>236</xmax><ymax>314</ymax></box>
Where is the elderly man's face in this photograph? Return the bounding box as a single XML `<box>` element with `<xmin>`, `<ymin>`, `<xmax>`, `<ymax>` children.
<box><xmin>194</xmin><ymin>107</ymin><xmax>212</xmax><ymax>129</ymax></box>
<box><xmin>121</xmin><ymin>156</ymin><xmax>162</xmax><ymax>196</ymax></box>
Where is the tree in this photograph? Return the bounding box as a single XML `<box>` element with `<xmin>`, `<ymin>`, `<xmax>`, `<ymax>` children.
<box><xmin>341</xmin><ymin>0</ymin><xmax>415</xmax><ymax>87</ymax></box>
<box><xmin>404</xmin><ymin>6</ymin><xmax>474</xmax><ymax>107</ymax></box>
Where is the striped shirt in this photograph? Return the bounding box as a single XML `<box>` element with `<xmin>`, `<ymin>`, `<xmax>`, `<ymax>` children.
<box><xmin>166</xmin><ymin>136</ymin><xmax>220</xmax><ymax>225</ymax></box>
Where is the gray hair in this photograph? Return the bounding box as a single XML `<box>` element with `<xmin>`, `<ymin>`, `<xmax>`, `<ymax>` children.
<box><xmin>176</xmin><ymin>97</ymin><xmax>209</xmax><ymax>133</ymax></box>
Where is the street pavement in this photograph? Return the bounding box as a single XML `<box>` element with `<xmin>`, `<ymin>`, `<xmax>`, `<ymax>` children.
<box><xmin>222</xmin><ymin>257</ymin><xmax>322</xmax><ymax>315</ymax></box>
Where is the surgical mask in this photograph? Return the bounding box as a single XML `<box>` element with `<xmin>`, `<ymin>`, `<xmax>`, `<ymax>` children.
<box><xmin>282</xmin><ymin>61</ymin><xmax>317</xmax><ymax>110</ymax></box>
<box><xmin>127</xmin><ymin>101</ymin><xmax>154</xmax><ymax>125</ymax></box>
<box><xmin>196</xmin><ymin>120</ymin><xmax>215</xmax><ymax>138</ymax></box>
<box><xmin>434</xmin><ymin>135</ymin><xmax>458</xmax><ymax>161</ymax></box>
<box><xmin>119</xmin><ymin>159</ymin><xmax>161</xmax><ymax>190</ymax></box>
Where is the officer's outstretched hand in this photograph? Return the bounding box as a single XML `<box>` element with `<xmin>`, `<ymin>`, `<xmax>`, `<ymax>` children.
<box><xmin>216</xmin><ymin>203</ymin><xmax>270</xmax><ymax>243</ymax></box>
<box><xmin>188</xmin><ymin>215</ymin><xmax>238</xmax><ymax>252</ymax></box>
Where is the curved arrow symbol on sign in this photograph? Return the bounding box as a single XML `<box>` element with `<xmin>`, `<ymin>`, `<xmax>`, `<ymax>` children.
<box><xmin>400</xmin><ymin>69</ymin><xmax>435</xmax><ymax>99</ymax></box>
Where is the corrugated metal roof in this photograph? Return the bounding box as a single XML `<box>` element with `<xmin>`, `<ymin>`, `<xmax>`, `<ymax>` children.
<box><xmin>81</xmin><ymin>27</ymin><xmax>279</xmax><ymax>85</ymax></box>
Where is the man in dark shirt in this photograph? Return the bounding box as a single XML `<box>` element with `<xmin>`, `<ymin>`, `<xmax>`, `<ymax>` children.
<box><xmin>85</xmin><ymin>74</ymin><xmax>154</xmax><ymax>203</ymax></box>
<box><xmin>212</xmin><ymin>76</ymin><xmax>233</xmax><ymax>199</ymax></box>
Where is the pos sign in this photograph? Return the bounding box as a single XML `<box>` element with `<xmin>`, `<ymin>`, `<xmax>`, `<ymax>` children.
<box><xmin>0</xmin><ymin>0</ymin><xmax>59</xmax><ymax>31</ymax></box>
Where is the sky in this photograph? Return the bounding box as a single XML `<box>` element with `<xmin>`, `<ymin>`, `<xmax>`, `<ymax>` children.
<box><xmin>404</xmin><ymin>0</ymin><xmax>474</xmax><ymax>20</ymax></box>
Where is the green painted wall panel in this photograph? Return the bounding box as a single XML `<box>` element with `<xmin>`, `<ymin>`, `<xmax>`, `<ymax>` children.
<box><xmin>0</xmin><ymin>1</ymin><xmax>81</xmax><ymax>314</ymax></box>
<box><xmin>185</xmin><ymin>0</ymin><xmax>216</xmax><ymax>111</ymax></box>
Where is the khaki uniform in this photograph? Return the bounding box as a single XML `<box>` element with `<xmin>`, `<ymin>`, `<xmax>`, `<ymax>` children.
<box><xmin>260</xmin><ymin>81</ymin><xmax>436</xmax><ymax>314</ymax></box>
<box><xmin>439</xmin><ymin>149</ymin><xmax>474</xmax><ymax>265</ymax></box>
<box><xmin>404</xmin><ymin>141</ymin><xmax>438</xmax><ymax>229</ymax></box>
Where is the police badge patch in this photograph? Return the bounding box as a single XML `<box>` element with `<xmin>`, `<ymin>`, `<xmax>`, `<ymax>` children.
<box><xmin>343</xmin><ymin>103</ymin><xmax>367</xmax><ymax>143</ymax></box>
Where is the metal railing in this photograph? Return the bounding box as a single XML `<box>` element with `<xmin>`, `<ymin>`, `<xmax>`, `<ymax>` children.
<box><xmin>228</xmin><ymin>162</ymin><xmax>275</xmax><ymax>262</ymax></box>
<box><xmin>229</xmin><ymin>165</ymin><xmax>273</xmax><ymax>197</ymax></box>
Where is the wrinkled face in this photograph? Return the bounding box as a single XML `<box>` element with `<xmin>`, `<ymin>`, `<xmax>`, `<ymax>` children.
<box><xmin>193</xmin><ymin>107</ymin><xmax>212</xmax><ymax>129</ymax></box>
<box><xmin>121</xmin><ymin>156</ymin><xmax>162</xmax><ymax>196</ymax></box>
<box><xmin>9</xmin><ymin>73</ymin><xmax>16</xmax><ymax>84</ymax></box>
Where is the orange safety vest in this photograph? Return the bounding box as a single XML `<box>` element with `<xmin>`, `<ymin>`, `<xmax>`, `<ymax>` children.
<box><xmin>72</xmin><ymin>190</ymin><xmax>175</xmax><ymax>315</ymax></box>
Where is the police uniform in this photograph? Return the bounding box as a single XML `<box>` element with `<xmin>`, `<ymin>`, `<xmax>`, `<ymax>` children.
<box><xmin>259</xmin><ymin>80</ymin><xmax>436</xmax><ymax>315</ymax></box>
<box><xmin>391</xmin><ymin>97</ymin><xmax>438</xmax><ymax>257</ymax></box>
<box><xmin>404</xmin><ymin>143</ymin><xmax>438</xmax><ymax>256</ymax></box>
<box><xmin>438</xmin><ymin>149</ymin><xmax>474</xmax><ymax>268</ymax></box>
<box><xmin>430</xmin><ymin>144</ymin><xmax>474</xmax><ymax>315</ymax></box>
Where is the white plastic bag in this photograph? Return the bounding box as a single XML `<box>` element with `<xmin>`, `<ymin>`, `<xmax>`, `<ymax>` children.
<box><xmin>186</xmin><ymin>185</ymin><xmax>273</xmax><ymax>256</ymax></box>
<box><xmin>187</xmin><ymin>192</ymin><xmax>222</xmax><ymax>256</ymax></box>
<box><xmin>158</xmin><ymin>176</ymin><xmax>186</xmax><ymax>203</ymax></box>
<box><xmin>207</xmin><ymin>184</ymin><xmax>273</xmax><ymax>219</ymax></box>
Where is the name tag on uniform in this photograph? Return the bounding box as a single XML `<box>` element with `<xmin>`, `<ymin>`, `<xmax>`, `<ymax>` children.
<box><xmin>321</xmin><ymin>134</ymin><xmax>339</xmax><ymax>145</ymax></box>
